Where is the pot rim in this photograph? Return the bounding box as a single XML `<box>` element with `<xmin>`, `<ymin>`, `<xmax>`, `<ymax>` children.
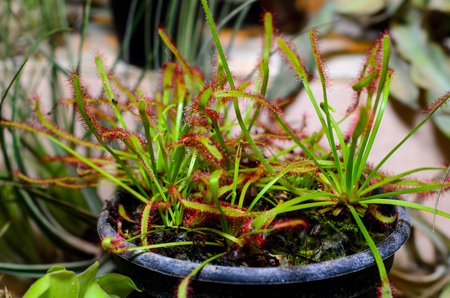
<box><xmin>98</xmin><ymin>194</ymin><xmax>411</xmax><ymax>285</ymax></box>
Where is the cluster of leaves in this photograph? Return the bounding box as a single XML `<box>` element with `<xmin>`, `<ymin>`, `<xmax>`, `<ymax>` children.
<box><xmin>3</xmin><ymin>1</ymin><xmax>450</xmax><ymax>297</ymax></box>
<box><xmin>22</xmin><ymin>262</ymin><xmax>140</xmax><ymax>298</ymax></box>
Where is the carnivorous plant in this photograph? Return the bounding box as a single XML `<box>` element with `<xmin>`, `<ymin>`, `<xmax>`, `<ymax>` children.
<box><xmin>3</xmin><ymin>1</ymin><xmax>450</xmax><ymax>297</ymax></box>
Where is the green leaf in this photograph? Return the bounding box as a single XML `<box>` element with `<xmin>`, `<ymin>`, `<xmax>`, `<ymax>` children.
<box><xmin>352</xmin><ymin>106</ymin><xmax>369</xmax><ymax>140</ymax></box>
<box><xmin>348</xmin><ymin>205</ymin><xmax>392</xmax><ymax>297</ymax></box>
<box><xmin>22</xmin><ymin>262</ymin><xmax>139</xmax><ymax>298</ymax></box>
<box><xmin>163</xmin><ymin>62</ymin><xmax>176</xmax><ymax>90</ymax></box>
<box><xmin>262</xmin><ymin>12</ymin><xmax>273</xmax><ymax>63</ymax></box>
<box><xmin>95</xmin><ymin>56</ymin><xmax>127</xmax><ymax>129</ymax></box>
<box><xmin>352</xmin><ymin>71</ymin><xmax>376</xmax><ymax>92</ymax></box>
<box><xmin>95</xmin><ymin>273</ymin><xmax>141</xmax><ymax>298</ymax></box>
<box><xmin>358</xmin><ymin>83</ymin><xmax>450</xmax><ymax>193</ymax></box>
<box><xmin>248</xmin><ymin>160</ymin><xmax>318</xmax><ymax>212</ymax></box>
<box><xmin>77</xmin><ymin>261</ymin><xmax>99</xmax><ymax>298</ymax></box>
<box><xmin>47</xmin><ymin>266</ymin><xmax>66</xmax><ymax>273</ymax></box>
<box><xmin>231</xmin><ymin>140</ymin><xmax>243</xmax><ymax>205</ymax></box>
<box><xmin>73</xmin><ymin>74</ymin><xmax>150</xmax><ymax>203</ymax></box>
<box><xmin>0</xmin><ymin>57</ymin><xmax>28</xmax><ymax>114</ymax></box>
<box><xmin>175</xmin><ymin>135</ymin><xmax>223</xmax><ymax>162</ymax></box>
<box><xmin>196</xmin><ymin>88</ymin><xmax>228</xmax><ymax>162</ymax></box>
<box><xmin>359</xmin><ymin>167</ymin><xmax>445</xmax><ymax>197</ymax></box>
<box><xmin>187</xmin><ymin>227</ymin><xmax>245</xmax><ymax>246</ymax></box>
<box><xmin>391</xmin><ymin>8</ymin><xmax>450</xmax><ymax>108</ymax></box>
<box><xmin>181</xmin><ymin>199</ymin><xmax>254</xmax><ymax>219</ymax></box>
<box><xmin>139</xmin><ymin>100</ymin><xmax>156</xmax><ymax>172</ymax></box>
<box><xmin>177</xmin><ymin>253</ymin><xmax>225</xmax><ymax>298</ymax></box>
<box><xmin>357</xmin><ymin>199</ymin><xmax>450</xmax><ymax>220</ymax></box>
<box><xmin>251</xmin><ymin>191</ymin><xmax>341</xmax><ymax>231</ymax></box>
<box><xmin>159</xmin><ymin>27</ymin><xmax>197</xmax><ymax>94</ymax></box>
<box><xmin>210</xmin><ymin>170</ymin><xmax>229</xmax><ymax>233</ymax></box>
<box><xmin>276</xmin><ymin>37</ymin><xmax>309</xmax><ymax>83</ymax></box>
<box><xmin>214</xmin><ymin>90</ymin><xmax>280</xmax><ymax>115</ymax></box>
<box><xmin>23</xmin><ymin>273</ymin><xmax>51</xmax><ymax>297</ymax></box>
<box><xmin>197</xmin><ymin>136</ymin><xmax>223</xmax><ymax>161</ymax></box>
<box><xmin>118</xmin><ymin>204</ymin><xmax>137</xmax><ymax>223</ymax></box>
<box><xmin>197</xmin><ymin>88</ymin><xmax>213</xmax><ymax>112</ymax></box>
<box><xmin>433</xmin><ymin>165</ymin><xmax>450</xmax><ymax>231</ymax></box>
<box><xmin>23</xmin><ymin>267</ymin><xmax>79</xmax><ymax>298</ymax></box>
<box><xmin>83</xmin><ymin>282</ymin><xmax>111</xmax><ymax>298</ymax></box>
<box><xmin>346</xmin><ymin>106</ymin><xmax>369</xmax><ymax>191</ymax></box>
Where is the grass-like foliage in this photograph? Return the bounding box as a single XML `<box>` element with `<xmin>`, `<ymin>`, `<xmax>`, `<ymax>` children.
<box><xmin>3</xmin><ymin>1</ymin><xmax>450</xmax><ymax>297</ymax></box>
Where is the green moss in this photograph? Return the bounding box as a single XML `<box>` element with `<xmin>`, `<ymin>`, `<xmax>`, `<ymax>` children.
<box><xmin>266</xmin><ymin>207</ymin><xmax>393</xmax><ymax>266</ymax></box>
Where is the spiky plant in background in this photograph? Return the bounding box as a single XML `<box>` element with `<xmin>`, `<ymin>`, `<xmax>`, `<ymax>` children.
<box><xmin>3</xmin><ymin>1</ymin><xmax>450</xmax><ymax>297</ymax></box>
<box><xmin>0</xmin><ymin>0</ymin><xmax>106</xmax><ymax>286</ymax></box>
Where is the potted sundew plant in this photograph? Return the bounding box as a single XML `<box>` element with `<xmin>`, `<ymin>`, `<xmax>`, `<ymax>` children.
<box><xmin>3</xmin><ymin>1</ymin><xmax>450</xmax><ymax>297</ymax></box>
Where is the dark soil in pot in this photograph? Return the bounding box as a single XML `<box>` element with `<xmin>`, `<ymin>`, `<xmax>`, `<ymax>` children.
<box><xmin>98</xmin><ymin>193</ymin><xmax>411</xmax><ymax>298</ymax></box>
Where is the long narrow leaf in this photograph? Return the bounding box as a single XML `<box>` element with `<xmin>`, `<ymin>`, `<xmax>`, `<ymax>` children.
<box><xmin>177</xmin><ymin>252</ymin><xmax>226</xmax><ymax>298</ymax></box>
<box><xmin>348</xmin><ymin>204</ymin><xmax>392</xmax><ymax>297</ymax></box>
<box><xmin>73</xmin><ymin>74</ymin><xmax>150</xmax><ymax>202</ymax></box>
<box><xmin>15</xmin><ymin>188</ymin><xmax>100</xmax><ymax>257</ymax></box>
<box><xmin>359</xmin><ymin>90</ymin><xmax>450</xmax><ymax>193</ymax></box>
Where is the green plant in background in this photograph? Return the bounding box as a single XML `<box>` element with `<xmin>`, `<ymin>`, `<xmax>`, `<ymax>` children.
<box><xmin>0</xmin><ymin>0</ymin><xmax>107</xmax><ymax>285</ymax></box>
<box><xmin>110</xmin><ymin>0</ymin><xmax>257</xmax><ymax>86</ymax></box>
<box><xmin>330</xmin><ymin>0</ymin><xmax>450</xmax><ymax>114</ymax></box>
<box><xmin>0</xmin><ymin>0</ymin><xmax>71</xmax><ymax>59</ymax></box>
<box><xmin>22</xmin><ymin>261</ymin><xmax>140</xmax><ymax>298</ymax></box>
<box><xmin>3</xmin><ymin>1</ymin><xmax>450</xmax><ymax>298</ymax></box>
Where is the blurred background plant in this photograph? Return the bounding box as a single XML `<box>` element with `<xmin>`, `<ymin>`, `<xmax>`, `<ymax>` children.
<box><xmin>0</xmin><ymin>0</ymin><xmax>109</xmax><ymax>295</ymax></box>
<box><xmin>328</xmin><ymin>0</ymin><xmax>450</xmax><ymax>144</ymax></box>
<box><xmin>1</xmin><ymin>0</ymin><xmax>450</xmax><ymax>297</ymax></box>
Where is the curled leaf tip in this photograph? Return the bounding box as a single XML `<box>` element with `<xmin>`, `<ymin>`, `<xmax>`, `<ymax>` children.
<box><xmin>422</xmin><ymin>90</ymin><xmax>450</xmax><ymax>114</ymax></box>
<box><xmin>276</xmin><ymin>36</ymin><xmax>312</xmax><ymax>83</ymax></box>
<box><xmin>310</xmin><ymin>28</ymin><xmax>332</xmax><ymax>91</ymax></box>
<box><xmin>101</xmin><ymin>237</ymin><xmax>114</xmax><ymax>249</ymax></box>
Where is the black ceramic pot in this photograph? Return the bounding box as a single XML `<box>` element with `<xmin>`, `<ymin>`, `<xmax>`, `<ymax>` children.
<box><xmin>97</xmin><ymin>194</ymin><xmax>411</xmax><ymax>298</ymax></box>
